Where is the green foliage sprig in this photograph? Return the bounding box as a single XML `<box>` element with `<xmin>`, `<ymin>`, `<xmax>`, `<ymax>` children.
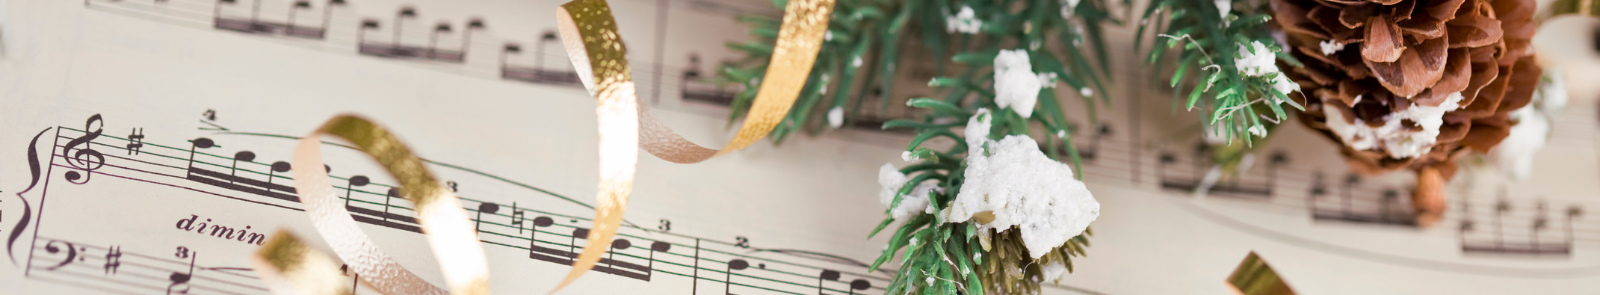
<box><xmin>1136</xmin><ymin>0</ymin><xmax>1303</xmax><ymax>145</ymax></box>
<box><xmin>722</xmin><ymin>0</ymin><xmax>1118</xmax><ymax>144</ymax></box>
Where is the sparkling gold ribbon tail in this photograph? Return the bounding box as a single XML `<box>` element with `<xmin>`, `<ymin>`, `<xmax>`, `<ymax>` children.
<box><xmin>251</xmin><ymin>229</ymin><xmax>355</xmax><ymax>295</ymax></box>
<box><xmin>551</xmin><ymin>0</ymin><xmax>833</xmax><ymax>292</ymax></box>
<box><xmin>256</xmin><ymin>115</ymin><xmax>490</xmax><ymax>295</ymax></box>
<box><xmin>1226</xmin><ymin>252</ymin><xmax>1296</xmax><ymax>295</ymax></box>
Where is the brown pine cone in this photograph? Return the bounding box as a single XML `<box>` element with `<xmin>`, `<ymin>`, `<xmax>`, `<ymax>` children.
<box><xmin>1272</xmin><ymin>0</ymin><xmax>1541</xmax><ymax>179</ymax></box>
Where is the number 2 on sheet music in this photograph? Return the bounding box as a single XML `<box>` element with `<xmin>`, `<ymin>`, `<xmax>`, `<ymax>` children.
<box><xmin>735</xmin><ymin>236</ymin><xmax>749</xmax><ymax>248</ymax></box>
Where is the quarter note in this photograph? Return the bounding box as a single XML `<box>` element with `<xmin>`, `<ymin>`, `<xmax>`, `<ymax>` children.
<box><xmin>725</xmin><ymin>259</ymin><xmax>750</xmax><ymax>295</ymax></box>
<box><xmin>647</xmin><ymin>241</ymin><xmax>670</xmax><ymax>280</ymax></box>
<box><xmin>167</xmin><ymin>249</ymin><xmax>195</xmax><ymax>295</ymax></box>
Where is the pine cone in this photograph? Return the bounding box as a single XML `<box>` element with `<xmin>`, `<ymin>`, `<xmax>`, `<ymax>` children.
<box><xmin>1272</xmin><ymin>0</ymin><xmax>1541</xmax><ymax>225</ymax></box>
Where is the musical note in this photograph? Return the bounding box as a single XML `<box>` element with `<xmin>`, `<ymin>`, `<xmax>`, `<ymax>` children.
<box><xmin>1460</xmin><ymin>197</ymin><xmax>1579</xmax><ymax>256</ymax></box>
<box><xmin>266</xmin><ymin>161</ymin><xmax>291</xmax><ymax>190</ymax></box>
<box><xmin>345</xmin><ymin>175</ymin><xmax>370</xmax><ymax>207</ymax></box>
<box><xmin>475</xmin><ymin>202</ymin><xmax>499</xmax><ymax>233</ymax></box>
<box><xmin>104</xmin><ymin>245</ymin><xmax>121</xmax><ymax>275</ymax></box>
<box><xmin>1308</xmin><ymin>174</ymin><xmax>1415</xmax><ymax>226</ymax></box>
<box><xmin>818</xmin><ymin>269</ymin><xmax>840</xmax><ymax>294</ymax></box>
<box><xmin>571</xmin><ymin>227</ymin><xmax>589</xmax><ymax>263</ymax></box>
<box><xmin>500</xmin><ymin>32</ymin><xmax>581</xmax><ymax>86</ymax></box>
<box><xmin>230</xmin><ymin>151</ymin><xmax>255</xmax><ymax>184</ymax></box>
<box><xmin>62</xmin><ymin>114</ymin><xmax>106</xmax><ymax>185</ymax></box>
<box><xmin>848</xmin><ymin>279</ymin><xmax>871</xmax><ymax>295</ymax></box>
<box><xmin>125</xmin><ymin>128</ymin><xmax>144</xmax><ymax>156</ymax></box>
<box><xmin>680</xmin><ymin>54</ymin><xmax>739</xmax><ymax>105</ymax></box>
<box><xmin>166</xmin><ymin>249</ymin><xmax>194</xmax><ymax>295</ymax></box>
<box><xmin>726</xmin><ymin>259</ymin><xmax>750</xmax><ymax>295</ymax></box>
<box><xmin>383</xmin><ymin>188</ymin><xmax>399</xmax><ymax>222</ymax></box>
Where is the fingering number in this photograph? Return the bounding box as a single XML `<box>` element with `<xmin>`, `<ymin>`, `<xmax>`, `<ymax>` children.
<box><xmin>447</xmin><ymin>181</ymin><xmax>459</xmax><ymax>192</ymax></box>
<box><xmin>657</xmin><ymin>219</ymin><xmax>671</xmax><ymax>232</ymax></box>
<box><xmin>202</xmin><ymin>109</ymin><xmax>217</xmax><ymax>121</ymax></box>
<box><xmin>174</xmin><ymin>246</ymin><xmax>190</xmax><ymax>259</ymax></box>
<box><xmin>735</xmin><ymin>236</ymin><xmax>750</xmax><ymax>248</ymax></box>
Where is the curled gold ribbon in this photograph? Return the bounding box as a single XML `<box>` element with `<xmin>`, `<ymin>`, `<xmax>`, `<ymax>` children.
<box><xmin>552</xmin><ymin>0</ymin><xmax>832</xmax><ymax>292</ymax></box>
<box><xmin>252</xmin><ymin>229</ymin><xmax>355</xmax><ymax>295</ymax></box>
<box><xmin>255</xmin><ymin>0</ymin><xmax>832</xmax><ymax>292</ymax></box>
<box><xmin>258</xmin><ymin>115</ymin><xmax>491</xmax><ymax>295</ymax></box>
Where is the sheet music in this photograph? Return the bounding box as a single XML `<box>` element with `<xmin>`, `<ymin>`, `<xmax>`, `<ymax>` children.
<box><xmin>2</xmin><ymin>0</ymin><xmax>1598</xmax><ymax>294</ymax></box>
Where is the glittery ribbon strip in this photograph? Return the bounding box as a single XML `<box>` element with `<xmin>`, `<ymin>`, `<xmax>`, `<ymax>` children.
<box><xmin>258</xmin><ymin>115</ymin><xmax>491</xmax><ymax>295</ymax></box>
<box><xmin>252</xmin><ymin>229</ymin><xmax>356</xmax><ymax>295</ymax></box>
<box><xmin>1225</xmin><ymin>252</ymin><xmax>1296</xmax><ymax>295</ymax></box>
<box><xmin>551</xmin><ymin>0</ymin><xmax>832</xmax><ymax>292</ymax></box>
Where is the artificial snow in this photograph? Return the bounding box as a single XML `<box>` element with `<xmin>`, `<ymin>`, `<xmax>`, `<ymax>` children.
<box><xmin>1214</xmin><ymin>0</ymin><xmax>1231</xmax><ymax>18</ymax></box>
<box><xmin>1040</xmin><ymin>262</ymin><xmax>1068</xmax><ymax>282</ymax></box>
<box><xmin>1234</xmin><ymin>41</ymin><xmax>1278</xmax><ymax>77</ymax></box>
<box><xmin>1080</xmin><ymin>87</ymin><xmax>1093</xmax><ymax>98</ymax></box>
<box><xmin>947</xmin><ymin>6</ymin><xmax>983</xmax><ymax>34</ymax></box>
<box><xmin>879</xmin><ymin>164</ymin><xmax>935</xmax><ymax>219</ymax></box>
<box><xmin>1038</xmin><ymin>72</ymin><xmax>1059</xmax><ymax>89</ymax></box>
<box><xmin>902</xmin><ymin>151</ymin><xmax>920</xmax><ymax>162</ymax></box>
<box><xmin>1320</xmin><ymin>40</ymin><xmax>1346</xmax><ymax>56</ymax></box>
<box><xmin>1322</xmin><ymin>92</ymin><xmax>1464</xmax><ymax>159</ymax></box>
<box><xmin>1492</xmin><ymin>105</ymin><xmax>1548</xmax><ymax>180</ymax></box>
<box><xmin>946</xmin><ymin>110</ymin><xmax>1100</xmax><ymax>259</ymax></box>
<box><xmin>994</xmin><ymin>49</ymin><xmax>1042</xmax><ymax>118</ymax></box>
<box><xmin>828</xmin><ymin>107</ymin><xmax>844</xmax><ymax>128</ymax></box>
<box><xmin>1491</xmin><ymin>70</ymin><xmax>1565</xmax><ymax>180</ymax></box>
<box><xmin>1060</xmin><ymin>0</ymin><xmax>1080</xmax><ymax>19</ymax></box>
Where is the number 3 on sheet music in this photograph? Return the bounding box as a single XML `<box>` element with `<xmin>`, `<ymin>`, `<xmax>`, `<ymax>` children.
<box><xmin>657</xmin><ymin>219</ymin><xmax>670</xmax><ymax>232</ymax></box>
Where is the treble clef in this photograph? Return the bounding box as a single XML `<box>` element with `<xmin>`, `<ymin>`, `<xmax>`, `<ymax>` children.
<box><xmin>62</xmin><ymin>115</ymin><xmax>106</xmax><ymax>185</ymax></box>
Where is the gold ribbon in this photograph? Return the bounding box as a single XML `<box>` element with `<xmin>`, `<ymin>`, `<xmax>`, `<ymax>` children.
<box><xmin>1226</xmin><ymin>252</ymin><xmax>1297</xmax><ymax>295</ymax></box>
<box><xmin>254</xmin><ymin>0</ymin><xmax>832</xmax><ymax>293</ymax></box>
<box><xmin>551</xmin><ymin>0</ymin><xmax>832</xmax><ymax>292</ymax></box>
<box><xmin>252</xmin><ymin>229</ymin><xmax>356</xmax><ymax>295</ymax></box>
<box><xmin>258</xmin><ymin>115</ymin><xmax>491</xmax><ymax>295</ymax></box>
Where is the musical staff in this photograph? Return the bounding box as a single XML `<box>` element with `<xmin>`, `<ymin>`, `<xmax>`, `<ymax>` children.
<box><xmin>1154</xmin><ymin>143</ymin><xmax>1280</xmax><ymax>199</ymax></box>
<box><xmin>1460</xmin><ymin>198</ymin><xmax>1581</xmax><ymax>256</ymax></box>
<box><xmin>1308</xmin><ymin>174</ymin><xmax>1417</xmax><ymax>227</ymax></box>
<box><xmin>213</xmin><ymin>0</ymin><xmax>344</xmax><ymax>39</ymax></box>
<box><xmin>500</xmin><ymin>32</ymin><xmax>582</xmax><ymax>86</ymax></box>
<box><xmin>28</xmin><ymin>238</ymin><xmax>267</xmax><ymax>295</ymax></box>
<box><xmin>27</xmin><ymin>123</ymin><xmax>898</xmax><ymax>294</ymax></box>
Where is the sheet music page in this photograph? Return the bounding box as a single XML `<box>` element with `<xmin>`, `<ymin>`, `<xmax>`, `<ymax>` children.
<box><xmin>2</xmin><ymin>0</ymin><xmax>1597</xmax><ymax>294</ymax></box>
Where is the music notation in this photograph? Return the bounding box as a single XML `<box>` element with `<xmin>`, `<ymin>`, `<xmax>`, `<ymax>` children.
<box><xmin>1459</xmin><ymin>198</ymin><xmax>1582</xmax><ymax>256</ymax></box>
<box><xmin>679</xmin><ymin>54</ymin><xmax>742</xmax><ymax>105</ymax></box>
<box><xmin>356</xmin><ymin>8</ymin><xmax>482</xmax><ymax>63</ymax></box>
<box><xmin>16</xmin><ymin>116</ymin><xmax>895</xmax><ymax>294</ymax></box>
<box><xmin>27</xmin><ymin>238</ymin><xmax>267</xmax><ymax>295</ymax></box>
<box><xmin>213</xmin><ymin>0</ymin><xmax>345</xmax><ymax>39</ymax></box>
<box><xmin>1307</xmin><ymin>174</ymin><xmax>1417</xmax><ymax>227</ymax></box>
<box><xmin>500</xmin><ymin>32</ymin><xmax>582</xmax><ymax>87</ymax></box>
<box><xmin>1154</xmin><ymin>143</ymin><xmax>1284</xmax><ymax>199</ymax></box>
